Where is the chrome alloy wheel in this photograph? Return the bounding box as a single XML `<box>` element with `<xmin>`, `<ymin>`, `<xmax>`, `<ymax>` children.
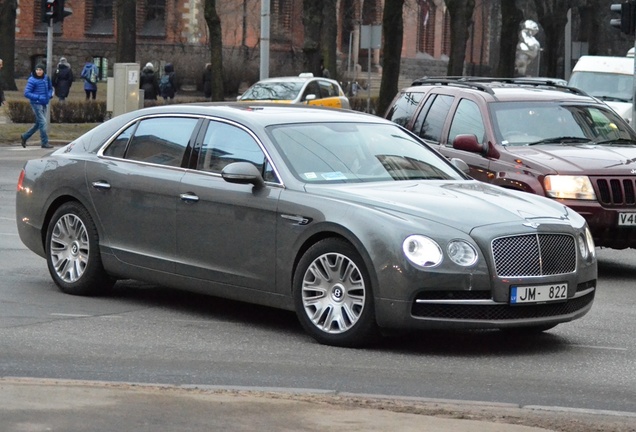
<box><xmin>301</xmin><ymin>252</ymin><xmax>366</xmax><ymax>334</ymax></box>
<box><xmin>49</xmin><ymin>214</ymin><xmax>89</xmax><ymax>283</ymax></box>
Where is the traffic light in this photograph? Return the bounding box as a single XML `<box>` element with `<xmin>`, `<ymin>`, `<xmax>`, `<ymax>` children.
<box><xmin>610</xmin><ymin>1</ymin><xmax>636</xmax><ymax>36</ymax></box>
<box><xmin>41</xmin><ymin>0</ymin><xmax>55</xmax><ymax>23</ymax></box>
<box><xmin>53</xmin><ymin>0</ymin><xmax>72</xmax><ymax>22</ymax></box>
<box><xmin>41</xmin><ymin>0</ymin><xmax>71</xmax><ymax>24</ymax></box>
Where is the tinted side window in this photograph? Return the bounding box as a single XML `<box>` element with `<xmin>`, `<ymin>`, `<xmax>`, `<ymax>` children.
<box><xmin>448</xmin><ymin>99</ymin><xmax>485</xmax><ymax>146</ymax></box>
<box><xmin>386</xmin><ymin>91</ymin><xmax>424</xmax><ymax>127</ymax></box>
<box><xmin>124</xmin><ymin>117</ymin><xmax>197</xmax><ymax>166</ymax></box>
<box><xmin>103</xmin><ymin>123</ymin><xmax>136</xmax><ymax>158</ymax></box>
<box><xmin>318</xmin><ymin>80</ymin><xmax>338</xmax><ymax>97</ymax></box>
<box><xmin>418</xmin><ymin>94</ymin><xmax>454</xmax><ymax>142</ymax></box>
<box><xmin>198</xmin><ymin>121</ymin><xmax>270</xmax><ymax>177</ymax></box>
<box><xmin>303</xmin><ymin>81</ymin><xmax>321</xmax><ymax>101</ymax></box>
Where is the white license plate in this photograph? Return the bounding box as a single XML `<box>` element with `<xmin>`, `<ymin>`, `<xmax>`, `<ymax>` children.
<box><xmin>510</xmin><ymin>283</ymin><xmax>568</xmax><ymax>304</ymax></box>
<box><xmin>618</xmin><ymin>213</ymin><xmax>636</xmax><ymax>226</ymax></box>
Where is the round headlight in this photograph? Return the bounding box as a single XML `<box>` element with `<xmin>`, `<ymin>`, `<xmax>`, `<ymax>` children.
<box><xmin>403</xmin><ymin>235</ymin><xmax>443</xmax><ymax>267</ymax></box>
<box><xmin>447</xmin><ymin>240</ymin><xmax>478</xmax><ymax>266</ymax></box>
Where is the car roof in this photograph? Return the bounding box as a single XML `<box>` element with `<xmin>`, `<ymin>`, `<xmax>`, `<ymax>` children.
<box><xmin>250</xmin><ymin>75</ymin><xmax>343</xmax><ymax>87</ymax></box>
<box><xmin>403</xmin><ymin>77</ymin><xmax>597</xmax><ymax>104</ymax></box>
<box><xmin>117</xmin><ymin>102</ymin><xmax>382</xmax><ymax>128</ymax></box>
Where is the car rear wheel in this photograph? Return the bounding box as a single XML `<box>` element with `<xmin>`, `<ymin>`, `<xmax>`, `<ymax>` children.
<box><xmin>294</xmin><ymin>238</ymin><xmax>379</xmax><ymax>347</ymax></box>
<box><xmin>46</xmin><ymin>202</ymin><xmax>114</xmax><ymax>296</ymax></box>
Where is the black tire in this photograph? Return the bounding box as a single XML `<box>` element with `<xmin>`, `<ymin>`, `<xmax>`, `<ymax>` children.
<box><xmin>45</xmin><ymin>202</ymin><xmax>114</xmax><ymax>296</ymax></box>
<box><xmin>293</xmin><ymin>238</ymin><xmax>379</xmax><ymax>347</ymax></box>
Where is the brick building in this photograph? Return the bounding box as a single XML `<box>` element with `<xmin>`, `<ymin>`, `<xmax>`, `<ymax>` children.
<box><xmin>13</xmin><ymin>0</ymin><xmax>501</xmax><ymax>90</ymax></box>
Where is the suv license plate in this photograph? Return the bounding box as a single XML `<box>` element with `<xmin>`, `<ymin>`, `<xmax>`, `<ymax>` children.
<box><xmin>510</xmin><ymin>283</ymin><xmax>567</xmax><ymax>305</ymax></box>
<box><xmin>618</xmin><ymin>213</ymin><xmax>636</xmax><ymax>226</ymax></box>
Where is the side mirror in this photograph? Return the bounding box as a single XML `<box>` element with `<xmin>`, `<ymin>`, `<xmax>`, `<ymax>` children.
<box><xmin>451</xmin><ymin>158</ymin><xmax>470</xmax><ymax>174</ymax></box>
<box><xmin>304</xmin><ymin>94</ymin><xmax>317</xmax><ymax>102</ymax></box>
<box><xmin>221</xmin><ymin>162</ymin><xmax>264</xmax><ymax>188</ymax></box>
<box><xmin>452</xmin><ymin>134</ymin><xmax>483</xmax><ymax>153</ymax></box>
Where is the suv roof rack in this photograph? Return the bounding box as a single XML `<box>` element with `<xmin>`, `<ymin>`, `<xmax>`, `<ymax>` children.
<box><xmin>411</xmin><ymin>76</ymin><xmax>589</xmax><ymax>97</ymax></box>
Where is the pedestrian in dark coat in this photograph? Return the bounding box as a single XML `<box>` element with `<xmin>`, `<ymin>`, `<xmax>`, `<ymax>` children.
<box><xmin>21</xmin><ymin>63</ymin><xmax>53</xmax><ymax>149</ymax></box>
<box><xmin>202</xmin><ymin>63</ymin><xmax>212</xmax><ymax>99</ymax></box>
<box><xmin>140</xmin><ymin>62</ymin><xmax>159</xmax><ymax>100</ymax></box>
<box><xmin>159</xmin><ymin>63</ymin><xmax>176</xmax><ymax>103</ymax></box>
<box><xmin>52</xmin><ymin>57</ymin><xmax>74</xmax><ymax>101</ymax></box>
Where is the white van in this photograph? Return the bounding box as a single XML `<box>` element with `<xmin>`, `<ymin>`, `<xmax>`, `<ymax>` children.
<box><xmin>568</xmin><ymin>55</ymin><xmax>634</xmax><ymax>124</ymax></box>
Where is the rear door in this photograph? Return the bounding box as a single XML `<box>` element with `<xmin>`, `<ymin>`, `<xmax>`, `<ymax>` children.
<box><xmin>87</xmin><ymin>116</ymin><xmax>201</xmax><ymax>271</ymax></box>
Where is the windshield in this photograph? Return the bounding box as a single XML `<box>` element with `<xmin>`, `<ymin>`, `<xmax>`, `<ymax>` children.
<box><xmin>268</xmin><ymin>123</ymin><xmax>465</xmax><ymax>183</ymax></box>
<box><xmin>491</xmin><ymin>102</ymin><xmax>636</xmax><ymax>146</ymax></box>
<box><xmin>240</xmin><ymin>81</ymin><xmax>304</xmax><ymax>101</ymax></box>
<box><xmin>568</xmin><ymin>71</ymin><xmax>633</xmax><ymax>102</ymax></box>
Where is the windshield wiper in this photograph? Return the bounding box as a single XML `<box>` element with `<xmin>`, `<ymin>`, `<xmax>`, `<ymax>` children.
<box><xmin>596</xmin><ymin>95</ymin><xmax>631</xmax><ymax>103</ymax></box>
<box><xmin>595</xmin><ymin>138</ymin><xmax>636</xmax><ymax>145</ymax></box>
<box><xmin>527</xmin><ymin>137</ymin><xmax>592</xmax><ymax>146</ymax></box>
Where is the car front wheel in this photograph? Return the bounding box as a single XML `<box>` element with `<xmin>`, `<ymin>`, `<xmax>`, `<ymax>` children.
<box><xmin>46</xmin><ymin>202</ymin><xmax>114</xmax><ymax>296</ymax></box>
<box><xmin>294</xmin><ymin>238</ymin><xmax>379</xmax><ymax>347</ymax></box>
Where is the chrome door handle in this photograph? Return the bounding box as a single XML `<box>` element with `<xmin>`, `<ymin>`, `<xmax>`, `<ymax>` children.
<box><xmin>180</xmin><ymin>193</ymin><xmax>199</xmax><ymax>202</ymax></box>
<box><xmin>91</xmin><ymin>181</ymin><xmax>111</xmax><ymax>190</ymax></box>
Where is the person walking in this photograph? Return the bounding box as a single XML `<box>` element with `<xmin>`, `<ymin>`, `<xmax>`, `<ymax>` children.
<box><xmin>21</xmin><ymin>63</ymin><xmax>53</xmax><ymax>149</ymax></box>
<box><xmin>52</xmin><ymin>57</ymin><xmax>74</xmax><ymax>102</ymax></box>
<box><xmin>159</xmin><ymin>63</ymin><xmax>176</xmax><ymax>103</ymax></box>
<box><xmin>80</xmin><ymin>57</ymin><xmax>99</xmax><ymax>100</ymax></box>
<box><xmin>140</xmin><ymin>62</ymin><xmax>159</xmax><ymax>101</ymax></box>
<box><xmin>202</xmin><ymin>63</ymin><xmax>212</xmax><ymax>99</ymax></box>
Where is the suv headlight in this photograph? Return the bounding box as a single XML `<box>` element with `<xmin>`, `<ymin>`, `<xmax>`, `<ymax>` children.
<box><xmin>544</xmin><ymin>175</ymin><xmax>596</xmax><ymax>200</ymax></box>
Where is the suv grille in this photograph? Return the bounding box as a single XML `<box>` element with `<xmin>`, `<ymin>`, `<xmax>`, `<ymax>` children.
<box><xmin>492</xmin><ymin>234</ymin><xmax>576</xmax><ymax>277</ymax></box>
<box><xmin>593</xmin><ymin>176</ymin><xmax>636</xmax><ymax>207</ymax></box>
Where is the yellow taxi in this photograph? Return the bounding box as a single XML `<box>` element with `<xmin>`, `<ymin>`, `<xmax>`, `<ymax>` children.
<box><xmin>237</xmin><ymin>73</ymin><xmax>350</xmax><ymax>109</ymax></box>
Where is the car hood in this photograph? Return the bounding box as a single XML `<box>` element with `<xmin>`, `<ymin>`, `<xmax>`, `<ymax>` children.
<box><xmin>506</xmin><ymin>143</ymin><xmax>636</xmax><ymax>175</ymax></box>
<box><xmin>306</xmin><ymin>180</ymin><xmax>573</xmax><ymax>233</ymax></box>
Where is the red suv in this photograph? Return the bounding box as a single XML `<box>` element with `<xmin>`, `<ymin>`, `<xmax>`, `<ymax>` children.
<box><xmin>385</xmin><ymin>77</ymin><xmax>636</xmax><ymax>249</ymax></box>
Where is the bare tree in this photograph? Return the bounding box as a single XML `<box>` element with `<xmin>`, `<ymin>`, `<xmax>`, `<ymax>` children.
<box><xmin>445</xmin><ymin>0</ymin><xmax>475</xmax><ymax>76</ymax></box>
<box><xmin>320</xmin><ymin>0</ymin><xmax>338</xmax><ymax>78</ymax></box>
<box><xmin>534</xmin><ymin>0</ymin><xmax>572</xmax><ymax>77</ymax></box>
<box><xmin>204</xmin><ymin>0</ymin><xmax>225</xmax><ymax>100</ymax></box>
<box><xmin>377</xmin><ymin>0</ymin><xmax>404</xmax><ymax>116</ymax></box>
<box><xmin>115</xmin><ymin>0</ymin><xmax>136</xmax><ymax>63</ymax></box>
<box><xmin>302</xmin><ymin>0</ymin><xmax>323</xmax><ymax>76</ymax></box>
<box><xmin>497</xmin><ymin>0</ymin><xmax>524</xmax><ymax>77</ymax></box>
<box><xmin>0</xmin><ymin>0</ymin><xmax>17</xmax><ymax>90</ymax></box>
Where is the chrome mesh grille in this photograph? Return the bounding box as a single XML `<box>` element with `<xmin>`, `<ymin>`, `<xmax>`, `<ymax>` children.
<box><xmin>492</xmin><ymin>234</ymin><xmax>576</xmax><ymax>277</ymax></box>
<box><xmin>593</xmin><ymin>176</ymin><xmax>636</xmax><ymax>207</ymax></box>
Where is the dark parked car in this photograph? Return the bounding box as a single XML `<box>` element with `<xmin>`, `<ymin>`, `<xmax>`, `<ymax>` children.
<box><xmin>16</xmin><ymin>103</ymin><xmax>597</xmax><ymax>347</ymax></box>
<box><xmin>385</xmin><ymin>77</ymin><xmax>636</xmax><ymax>249</ymax></box>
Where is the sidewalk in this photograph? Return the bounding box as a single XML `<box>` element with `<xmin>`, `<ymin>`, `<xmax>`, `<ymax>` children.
<box><xmin>1</xmin><ymin>378</ymin><xmax>635</xmax><ymax>432</ymax></box>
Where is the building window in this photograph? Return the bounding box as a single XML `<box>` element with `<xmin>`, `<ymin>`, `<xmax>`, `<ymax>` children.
<box><xmin>88</xmin><ymin>0</ymin><xmax>114</xmax><ymax>35</ymax></box>
<box><xmin>417</xmin><ymin>1</ymin><xmax>450</xmax><ymax>58</ymax></box>
<box><xmin>272</xmin><ymin>0</ymin><xmax>292</xmax><ymax>43</ymax></box>
<box><xmin>93</xmin><ymin>56</ymin><xmax>108</xmax><ymax>81</ymax></box>
<box><xmin>141</xmin><ymin>0</ymin><xmax>166</xmax><ymax>36</ymax></box>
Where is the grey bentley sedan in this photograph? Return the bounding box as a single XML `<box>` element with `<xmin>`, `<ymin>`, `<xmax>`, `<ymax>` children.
<box><xmin>16</xmin><ymin>104</ymin><xmax>597</xmax><ymax>347</ymax></box>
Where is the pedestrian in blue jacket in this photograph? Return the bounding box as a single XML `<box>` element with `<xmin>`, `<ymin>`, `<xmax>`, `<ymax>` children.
<box><xmin>81</xmin><ymin>57</ymin><xmax>99</xmax><ymax>100</ymax></box>
<box><xmin>21</xmin><ymin>63</ymin><xmax>53</xmax><ymax>149</ymax></box>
